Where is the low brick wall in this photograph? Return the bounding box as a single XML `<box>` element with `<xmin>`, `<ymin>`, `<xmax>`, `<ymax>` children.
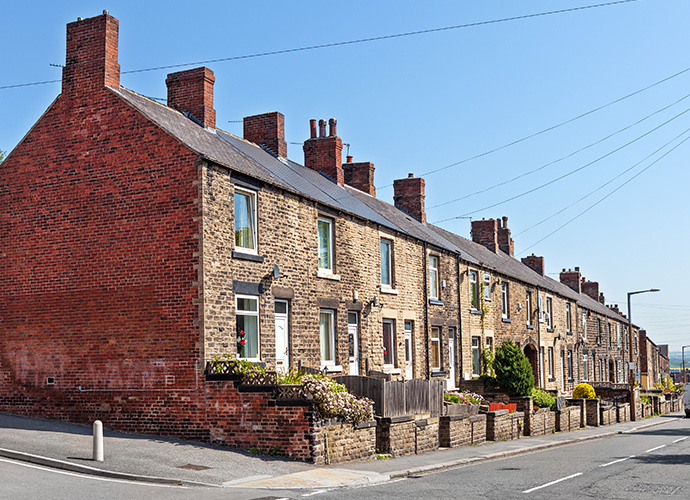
<box><xmin>567</xmin><ymin>399</ymin><xmax>586</xmax><ymax>428</ymax></box>
<box><xmin>320</xmin><ymin>419</ymin><xmax>376</xmax><ymax>465</ymax></box>
<box><xmin>616</xmin><ymin>403</ymin><xmax>630</xmax><ymax>423</ymax></box>
<box><xmin>600</xmin><ymin>405</ymin><xmax>616</xmax><ymax>426</ymax></box>
<box><xmin>486</xmin><ymin>410</ymin><xmax>524</xmax><ymax>442</ymax></box>
<box><xmin>585</xmin><ymin>399</ymin><xmax>600</xmax><ymax>426</ymax></box>
<box><xmin>376</xmin><ymin>416</ymin><xmax>416</xmax><ymax>457</ymax></box>
<box><xmin>440</xmin><ymin>413</ymin><xmax>487</xmax><ymax>447</ymax></box>
<box><xmin>555</xmin><ymin>405</ymin><xmax>580</xmax><ymax>432</ymax></box>
<box><xmin>529</xmin><ymin>408</ymin><xmax>556</xmax><ymax>436</ymax></box>
<box><xmin>415</xmin><ymin>417</ymin><xmax>440</xmax><ymax>454</ymax></box>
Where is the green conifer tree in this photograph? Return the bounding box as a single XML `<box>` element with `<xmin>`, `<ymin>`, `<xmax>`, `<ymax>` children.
<box><xmin>493</xmin><ymin>339</ymin><xmax>534</xmax><ymax>397</ymax></box>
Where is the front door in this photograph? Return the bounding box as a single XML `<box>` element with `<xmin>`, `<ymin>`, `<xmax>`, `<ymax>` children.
<box><xmin>448</xmin><ymin>328</ymin><xmax>456</xmax><ymax>389</ymax></box>
<box><xmin>275</xmin><ymin>300</ymin><xmax>289</xmax><ymax>373</ymax></box>
<box><xmin>404</xmin><ymin>320</ymin><xmax>413</xmax><ymax>379</ymax></box>
<box><xmin>348</xmin><ymin>312</ymin><xmax>359</xmax><ymax>375</ymax></box>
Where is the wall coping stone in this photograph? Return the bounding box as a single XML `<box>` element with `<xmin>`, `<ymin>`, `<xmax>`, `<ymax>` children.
<box><xmin>376</xmin><ymin>415</ymin><xmax>415</xmax><ymax>424</ymax></box>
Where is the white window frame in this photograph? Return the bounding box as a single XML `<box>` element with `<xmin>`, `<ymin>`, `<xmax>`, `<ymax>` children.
<box><xmin>548</xmin><ymin>347</ymin><xmax>554</xmax><ymax>379</ymax></box>
<box><xmin>583</xmin><ymin>354</ymin><xmax>589</xmax><ymax>381</ymax></box>
<box><xmin>483</xmin><ymin>272</ymin><xmax>491</xmax><ymax>301</ymax></box>
<box><xmin>319</xmin><ymin>309</ymin><xmax>336</xmax><ymax>367</ymax></box>
<box><xmin>526</xmin><ymin>291</ymin><xmax>533</xmax><ymax>326</ymax></box>
<box><xmin>234</xmin><ymin>187</ymin><xmax>258</xmax><ymax>253</ymax></box>
<box><xmin>430</xmin><ymin>326</ymin><xmax>441</xmax><ymax>372</ymax></box>
<box><xmin>566</xmin><ymin>302</ymin><xmax>572</xmax><ymax>333</ymax></box>
<box><xmin>582</xmin><ymin>310</ymin><xmax>587</xmax><ymax>340</ymax></box>
<box><xmin>567</xmin><ymin>350</ymin><xmax>573</xmax><ymax>380</ymax></box>
<box><xmin>501</xmin><ymin>282</ymin><xmax>509</xmax><ymax>319</ymax></box>
<box><xmin>236</xmin><ymin>294</ymin><xmax>260</xmax><ymax>361</ymax></box>
<box><xmin>546</xmin><ymin>297</ymin><xmax>553</xmax><ymax>328</ymax></box>
<box><xmin>469</xmin><ymin>270</ymin><xmax>479</xmax><ymax>309</ymax></box>
<box><xmin>429</xmin><ymin>256</ymin><xmax>439</xmax><ymax>300</ymax></box>
<box><xmin>538</xmin><ymin>295</ymin><xmax>544</xmax><ymax>323</ymax></box>
<box><xmin>380</xmin><ymin>238</ymin><xmax>393</xmax><ymax>287</ymax></box>
<box><xmin>471</xmin><ymin>336</ymin><xmax>480</xmax><ymax>377</ymax></box>
<box><xmin>617</xmin><ymin>323</ymin><xmax>621</xmax><ymax>348</ymax></box>
<box><xmin>318</xmin><ymin>218</ymin><xmax>333</xmax><ymax>273</ymax></box>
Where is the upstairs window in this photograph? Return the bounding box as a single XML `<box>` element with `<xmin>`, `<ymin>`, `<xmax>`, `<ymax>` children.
<box><xmin>538</xmin><ymin>295</ymin><xmax>544</xmax><ymax>323</ymax></box>
<box><xmin>566</xmin><ymin>303</ymin><xmax>572</xmax><ymax>332</ymax></box>
<box><xmin>469</xmin><ymin>270</ymin><xmax>479</xmax><ymax>309</ymax></box>
<box><xmin>501</xmin><ymin>282</ymin><xmax>509</xmax><ymax>319</ymax></box>
<box><xmin>234</xmin><ymin>188</ymin><xmax>257</xmax><ymax>252</ymax></box>
<box><xmin>546</xmin><ymin>297</ymin><xmax>553</xmax><ymax>328</ymax></box>
<box><xmin>483</xmin><ymin>273</ymin><xmax>491</xmax><ymax>300</ymax></box>
<box><xmin>582</xmin><ymin>311</ymin><xmax>588</xmax><ymax>340</ymax></box>
<box><xmin>318</xmin><ymin>218</ymin><xmax>333</xmax><ymax>272</ymax></box>
<box><xmin>380</xmin><ymin>239</ymin><xmax>393</xmax><ymax>287</ymax></box>
<box><xmin>597</xmin><ymin>319</ymin><xmax>602</xmax><ymax>345</ymax></box>
<box><xmin>526</xmin><ymin>291</ymin><xmax>533</xmax><ymax>326</ymax></box>
<box><xmin>429</xmin><ymin>256</ymin><xmax>439</xmax><ymax>300</ymax></box>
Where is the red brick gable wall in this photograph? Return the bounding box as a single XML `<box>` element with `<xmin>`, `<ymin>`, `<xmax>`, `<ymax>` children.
<box><xmin>0</xmin><ymin>87</ymin><xmax>202</xmax><ymax>415</ymax></box>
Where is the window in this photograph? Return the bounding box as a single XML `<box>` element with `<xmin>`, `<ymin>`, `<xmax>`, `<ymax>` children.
<box><xmin>485</xmin><ymin>337</ymin><xmax>493</xmax><ymax>351</ymax></box>
<box><xmin>431</xmin><ymin>327</ymin><xmax>441</xmax><ymax>371</ymax></box>
<box><xmin>380</xmin><ymin>239</ymin><xmax>393</xmax><ymax>287</ymax></box>
<box><xmin>469</xmin><ymin>270</ymin><xmax>479</xmax><ymax>309</ymax></box>
<box><xmin>318</xmin><ymin>218</ymin><xmax>333</xmax><ymax>272</ymax></box>
<box><xmin>597</xmin><ymin>319</ymin><xmax>602</xmax><ymax>345</ymax></box>
<box><xmin>598</xmin><ymin>359</ymin><xmax>604</xmax><ymax>382</ymax></box>
<box><xmin>617</xmin><ymin>324</ymin><xmax>621</xmax><ymax>348</ymax></box>
<box><xmin>236</xmin><ymin>295</ymin><xmax>260</xmax><ymax>360</ymax></box>
<box><xmin>319</xmin><ymin>310</ymin><xmax>335</xmax><ymax>366</ymax></box>
<box><xmin>582</xmin><ymin>311</ymin><xmax>587</xmax><ymax>340</ymax></box>
<box><xmin>429</xmin><ymin>256</ymin><xmax>439</xmax><ymax>300</ymax></box>
<box><xmin>548</xmin><ymin>347</ymin><xmax>554</xmax><ymax>378</ymax></box>
<box><xmin>234</xmin><ymin>188</ymin><xmax>257</xmax><ymax>252</ymax></box>
<box><xmin>566</xmin><ymin>303</ymin><xmax>572</xmax><ymax>332</ymax></box>
<box><xmin>608</xmin><ymin>323</ymin><xmax>612</xmax><ymax>348</ymax></box>
<box><xmin>538</xmin><ymin>295</ymin><xmax>544</xmax><ymax>323</ymax></box>
<box><xmin>483</xmin><ymin>273</ymin><xmax>491</xmax><ymax>301</ymax></box>
<box><xmin>546</xmin><ymin>297</ymin><xmax>553</xmax><ymax>329</ymax></box>
<box><xmin>501</xmin><ymin>282</ymin><xmax>509</xmax><ymax>319</ymax></box>
<box><xmin>583</xmin><ymin>354</ymin><xmax>589</xmax><ymax>381</ymax></box>
<box><xmin>383</xmin><ymin>319</ymin><xmax>395</xmax><ymax>366</ymax></box>
<box><xmin>567</xmin><ymin>350</ymin><xmax>573</xmax><ymax>380</ymax></box>
<box><xmin>526</xmin><ymin>291</ymin><xmax>533</xmax><ymax>326</ymax></box>
<box><xmin>471</xmin><ymin>337</ymin><xmax>481</xmax><ymax>377</ymax></box>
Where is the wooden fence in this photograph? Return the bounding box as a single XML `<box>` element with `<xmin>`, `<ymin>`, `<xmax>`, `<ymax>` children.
<box><xmin>334</xmin><ymin>376</ymin><xmax>444</xmax><ymax>418</ymax></box>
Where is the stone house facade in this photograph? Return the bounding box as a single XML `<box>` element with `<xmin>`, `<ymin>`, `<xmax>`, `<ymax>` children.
<box><xmin>0</xmin><ymin>13</ymin><xmax>659</xmax><ymax>439</ymax></box>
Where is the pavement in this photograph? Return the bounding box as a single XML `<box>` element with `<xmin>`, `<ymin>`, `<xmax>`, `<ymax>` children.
<box><xmin>0</xmin><ymin>411</ymin><xmax>684</xmax><ymax>490</ymax></box>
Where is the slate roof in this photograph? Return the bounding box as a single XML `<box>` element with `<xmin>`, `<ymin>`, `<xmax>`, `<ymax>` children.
<box><xmin>112</xmin><ymin>86</ymin><xmax>630</xmax><ymax>325</ymax></box>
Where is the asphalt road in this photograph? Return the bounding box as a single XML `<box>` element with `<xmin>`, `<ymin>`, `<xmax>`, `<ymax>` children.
<box><xmin>2</xmin><ymin>417</ymin><xmax>688</xmax><ymax>500</ymax></box>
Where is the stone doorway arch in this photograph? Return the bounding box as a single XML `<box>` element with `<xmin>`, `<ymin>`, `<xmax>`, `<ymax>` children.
<box><xmin>523</xmin><ymin>344</ymin><xmax>539</xmax><ymax>387</ymax></box>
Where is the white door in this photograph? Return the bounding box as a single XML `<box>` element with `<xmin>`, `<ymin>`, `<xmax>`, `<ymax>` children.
<box><xmin>404</xmin><ymin>320</ymin><xmax>413</xmax><ymax>380</ymax></box>
<box><xmin>275</xmin><ymin>300</ymin><xmax>289</xmax><ymax>373</ymax></box>
<box><xmin>348</xmin><ymin>313</ymin><xmax>359</xmax><ymax>375</ymax></box>
<box><xmin>448</xmin><ymin>328</ymin><xmax>456</xmax><ymax>389</ymax></box>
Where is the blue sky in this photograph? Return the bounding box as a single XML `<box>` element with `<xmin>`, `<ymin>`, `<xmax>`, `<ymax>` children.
<box><xmin>2</xmin><ymin>1</ymin><xmax>689</xmax><ymax>355</ymax></box>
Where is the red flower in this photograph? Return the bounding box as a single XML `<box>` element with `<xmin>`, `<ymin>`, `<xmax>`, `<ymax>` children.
<box><xmin>239</xmin><ymin>339</ymin><xmax>246</xmax><ymax>345</ymax></box>
<box><xmin>239</xmin><ymin>330</ymin><xmax>246</xmax><ymax>337</ymax></box>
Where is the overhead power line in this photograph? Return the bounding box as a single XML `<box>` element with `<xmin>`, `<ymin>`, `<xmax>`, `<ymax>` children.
<box><xmin>1</xmin><ymin>1</ymin><xmax>639</xmax><ymax>90</ymax></box>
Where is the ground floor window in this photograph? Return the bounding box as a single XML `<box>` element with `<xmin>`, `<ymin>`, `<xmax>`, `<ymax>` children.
<box><xmin>430</xmin><ymin>327</ymin><xmax>441</xmax><ymax>371</ymax></box>
<box><xmin>237</xmin><ymin>295</ymin><xmax>260</xmax><ymax>360</ymax></box>
<box><xmin>320</xmin><ymin>310</ymin><xmax>335</xmax><ymax>366</ymax></box>
<box><xmin>583</xmin><ymin>354</ymin><xmax>589</xmax><ymax>381</ymax></box>
<box><xmin>383</xmin><ymin>319</ymin><xmax>395</xmax><ymax>366</ymax></box>
<box><xmin>567</xmin><ymin>350</ymin><xmax>573</xmax><ymax>380</ymax></box>
<box><xmin>472</xmin><ymin>336</ymin><xmax>481</xmax><ymax>377</ymax></box>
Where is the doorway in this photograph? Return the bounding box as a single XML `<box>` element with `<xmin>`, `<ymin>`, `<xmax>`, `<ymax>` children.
<box><xmin>524</xmin><ymin>344</ymin><xmax>539</xmax><ymax>387</ymax></box>
<box><xmin>348</xmin><ymin>312</ymin><xmax>359</xmax><ymax>375</ymax></box>
<box><xmin>274</xmin><ymin>300</ymin><xmax>289</xmax><ymax>373</ymax></box>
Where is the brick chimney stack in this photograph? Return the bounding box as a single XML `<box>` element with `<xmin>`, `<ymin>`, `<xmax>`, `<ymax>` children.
<box><xmin>303</xmin><ymin>118</ymin><xmax>344</xmax><ymax>185</ymax></box>
<box><xmin>522</xmin><ymin>254</ymin><xmax>545</xmax><ymax>276</ymax></box>
<box><xmin>581</xmin><ymin>279</ymin><xmax>600</xmax><ymax>302</ymax></box>
<box><xmin>343</xmin><ymin>157</ymin><xmax>376</xmax><ymax>197</ymax></box>
<box><xmin>393</xmin><ymin>173</ymin><xmax>426</xmax><ymax>223</ymax></box>
<box><xmin>243</xmin><ymin>111</ymin><xmax>287</xmax><ymax>158</ymax></box>
<box><xmin>62</xmin><ymin>11</ymin><xmax>120</xmax><ymax>98</ymax></box>
<box><xmin>497</xmin><ymin>216</ymin><xmax>514</xmax><ymax>256</ymax></box>
<box><xmin>471</xmin><ymin>219</ymin><xmax>499</xmax><ymax>253</ymax></box>
<box><xmin>166</xmin><ymin>67</ymin><xmax>216</xmax><ymax>129</ymax></box>
<box><xmin>559</xmin><ymin>267</ymin><xmax>582</xmax><ymax>293</ymax></box>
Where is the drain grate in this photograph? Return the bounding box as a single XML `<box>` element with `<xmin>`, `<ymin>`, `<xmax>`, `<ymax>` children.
<box><xmin>626</xmin><ymin>483</ymin><xmax>681</xmax><ymax>495</ymax></box>
<box><xmin>177</xmin><ymin>464</ymin><xmax>212</xmax><ymax>471</ymax></box>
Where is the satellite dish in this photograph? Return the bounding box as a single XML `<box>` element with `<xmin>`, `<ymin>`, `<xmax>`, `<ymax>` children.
<box><xmin>273</xmin><ymin>264</ymin><xmax>280</xmax><ymax>280</ymax></box>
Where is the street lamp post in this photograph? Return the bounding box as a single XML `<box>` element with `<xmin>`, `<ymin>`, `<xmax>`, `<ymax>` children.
<box><xmin>627</xmin><ymin>288</ymin><xmax>660</xmax><ymax>421</ymax></box>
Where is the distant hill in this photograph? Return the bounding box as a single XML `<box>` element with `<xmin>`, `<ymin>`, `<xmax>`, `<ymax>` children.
<box><xmin>670</xmin><ymin>351</ymin><xmax>688</xmax><ymax>370</ymax></box>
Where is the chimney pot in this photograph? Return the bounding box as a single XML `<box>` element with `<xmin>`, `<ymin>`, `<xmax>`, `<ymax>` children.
<box><xmin>318</xmin><ymin>119</ymin><xmax>327</xmax><ymax>138</ymax></box>
<box><xmin>309</xmin><ymin>119</ymin><xmax>317</xmax><ymax>139</ymax></box>
<box><xmin>408</xmin><ymin>173</ymin><xmax>414</xmax><ymax>178</ymax></box>
<box><xmin>304</xmin><ymin>118</ymin><xmax>344</xmax><ymax>185</ymax></box>
<box><xmin>329</xmin><ymin>118</ymin><xmax>337</xmax><ymax>137</ymax></box>
<box><xmin>346</xmin><ymin>155</ymin><xmax>353</xmax><ymax>163</ymax></box>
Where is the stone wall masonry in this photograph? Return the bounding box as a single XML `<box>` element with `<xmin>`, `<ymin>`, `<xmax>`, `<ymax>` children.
<box><xmin>321</xmin><ymin>420</ymin><xmax>376</xmax><ymax>465</ymax></box>
<box><xmin>585</xmin><ymin>398</ymin><xmax>600</xmax><ymax>426</ymax></box>
<box><xmin>470</xmin><ymin>414</ymin><xmax>487</xmax><ymax>445</ymax></box>
<box><xmin>529</xmin><ymin>408</ymin><xmax>556</xmax><ymax>436</ymax></box>
<box><xmin>439</xmin><ymin>414</ymin><xmax>471</xmax><ymax>448</ymax></box>
<box><xmin>415</xmin><ymin>417</ymin><xmax>440</xmax><ymax>454</ymax></box>
<box><xmin>486</xmin><ymin>410</ymin><xmax>524</xmax><ymax>441</ymax></box>
<box><xmin>555</xmin><ymin>405</ymin><xmax>581</xmax><ymax>432</ymax></box>
<box><xmin>616</xmin><ymin>403</ymin><xmax>630</xmax><ymax>423</ymax></box>
<box><xmin>599</xmin><ymin>405</ymin><xmax>616</xmax><ymax>426</ymax></box>
<box><xmin>567</xmin><ymin>399</ymin><xmax>587</xmax><ymax>428</ymax></box>
<box><xmin>376</xmin><ymin>416</ymin><xmax>416</xmax><ymax>457</ymax></box>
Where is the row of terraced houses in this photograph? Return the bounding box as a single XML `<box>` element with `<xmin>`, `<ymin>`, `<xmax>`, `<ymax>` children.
<box><xmin>0</xmin><ymin>13</ymin><xmax>668</xmax><ymax>441</ymax></box>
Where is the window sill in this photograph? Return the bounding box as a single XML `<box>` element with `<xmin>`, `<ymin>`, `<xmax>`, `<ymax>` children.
<box><xmin>380</xmin><ymin>286</ymin><xmax>399</xmax><ymax>295</ymax></box>
<box><xmin>431</xmin><ymin>370</ymin><xmax>447</xmax><ymax>377</ymax></box>
<box><xmin>429</xmin><ymin>299</ymin><xmax>445</xmax><ymax>306</ymax></box>
<box><xmin>567</xmin><ymin>331</ymin><xmax>573</xmax><ymax>336</ymax></box>
<box><xmin>502</xmin><ymin>318</ymin><xmax>512</xmax><ymax>323</ymax></box>
<box><xmin>470</xmin><ymin>309</ymin><xmax>483</xmax><ymax>316</ymax></box>
<box><xmin>321</xmin><ymin>364</ymin><xmax>343</xmax><ymax>373</ymax></box>
<box><xmin>547</xmin><ymin>328</ymin><xmax>555</xmax><ymax>333</ymax></box>
<box><xmin>527</xmin><ymin>325</ymin><xmax>535</xmax><ymax>330</ymax></box>
<box><xmin>317</xmin><ymin>270</ymin><xmax>341</xmax><ymax>281</ymax></box>
<box><xmin>548</xmin><ymin>377</ymin><xmax>556</xmax><ymax>382</ymax></box>
<box><xmin>383</xmin><ymin>367</ymin><xmax>401</xmax><ymax>375</ymax></box>
<box><xmin>232</xmin><ymin>250</ymin><xmax>265</xmax><ymax>263</ymax></box>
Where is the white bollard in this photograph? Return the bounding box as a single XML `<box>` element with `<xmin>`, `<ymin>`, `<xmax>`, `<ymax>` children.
<box><xmin>93</xmin><ymin>420</ymin><xmax>104</xmax><ymax>462</ymax></box>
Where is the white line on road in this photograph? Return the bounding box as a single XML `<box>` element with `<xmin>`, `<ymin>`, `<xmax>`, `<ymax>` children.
<box><xmin>522</xmin><ymin>473</ymin><xmax>583</xmax><ymax>493</ymax></box>
<box><xmin>673</xmin><ymin>437</ymin><xmax>688</xmax><ymax>443</ymax></box>
<box><xmin>645</xmin><ymin>445</ymin><xmax>666</xmax><ymax>453</ymax></box>
<box><xmin>600</xmin><ymin>455</ymin><xmax>635</xmax><ymax>467</ymax></box>
<box><xmin>302</xmin><ymin>490</ymin><xmax>328</xmax><ymax>497</ymax></box>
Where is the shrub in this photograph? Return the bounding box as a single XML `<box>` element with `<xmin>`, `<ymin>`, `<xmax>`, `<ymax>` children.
<box><xmin>573</xmin><ymin>383</ymin><xmax>596</xmax><ymax>399</ymax></box>
<box><xmin>493</xmin><ymin>340</ymin><xmax>534</xmax><ymax>397</ymax></box>
<box><xmin>302</xmin><ymin>374</ymin><xmax>374</xmax><ymax>426</ymax></box>
<box><xmin>532</xmin><ymin>388</ymin><xmax>556</xmax><ymax>410</ymax></box>
<box><xmin>444</xmin><ymin>391</ymin><xmax>484</xmax><ymax>405</ymax></box>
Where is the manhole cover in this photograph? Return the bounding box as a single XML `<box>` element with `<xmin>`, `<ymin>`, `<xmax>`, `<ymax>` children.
<box><xmin>626</xmin><ymin>483</ymin><xmax>681</xmax><ymax>495</ymax></box>
<box><xmin>177</xmin><ymin>464</ymin><xmax>212</xmax><ymax>471</ymax></box>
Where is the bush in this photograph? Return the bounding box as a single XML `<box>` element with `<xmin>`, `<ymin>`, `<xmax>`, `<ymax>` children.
<box><xmin>301</xmin><ymin>375</ymin><xmax>374</xmax><ymax>426</ymax></box>
<box><xmin>445</xmin><ymin>391</ymin><xmax>484</xmax><ymax>405</ymax></box>
<box><xmin>573</xmin><ymin>383</ymin><xmax>596</xmax><ymax>399</ymax></box>
<box><xmin>493</xmin><ymin>340</ymin><xmax>534</xmax><ymax>397</ymax></box>
<box><xmin>532</xmin><ymin>388</ymin><xmax>556</xmax><ymax>410</ymax></box>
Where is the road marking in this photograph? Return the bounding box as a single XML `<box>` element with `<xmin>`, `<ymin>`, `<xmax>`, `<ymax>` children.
<box><xmin>0</xmin><ymin>457</ymin><xmax>187</xmax><ymax>488</ymax></box>
<box><xmin>645</xmin><ymin>445</ymin><xmax>666</xmax><ymax>453</ymax></box>
<box><xmin>673</xmin><ymin>437</ymin><xmax>688</xmax><ymax>443</ymax></box>
<box><xmin>522</xmin><ymin>473</ymin><xmax>583</xmax><ymax>493</ymax></box>
<box><xmin>600</xmin><ymin>455</ymin><xmax>635</xmax><ymax>467</ymax></box>
<box><xmin>302</xmin><ymin>490</ymin><xmax>327</xmax><ymax>497</ymax></box>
